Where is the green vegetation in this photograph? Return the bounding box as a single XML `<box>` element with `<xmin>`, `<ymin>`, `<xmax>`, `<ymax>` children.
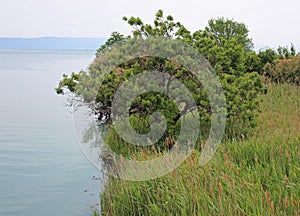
<box><xmin>54</xmin><ymin>9</ymin><xmax>300</xmax><ymax>216</ymax></box>
<box><xmin>99</xmin><ymin>84</ymin><xmax>300</xmax><ymax>215</ymax></box>
<box><xmin>56</xmin><ymin>10</ymin><xmax>265</xmax><ymax>149</ymax></box>
<box><xmin>263</xmin><ymin>55</ymin><xmax>300</xmax><ymax>85</ymax></box>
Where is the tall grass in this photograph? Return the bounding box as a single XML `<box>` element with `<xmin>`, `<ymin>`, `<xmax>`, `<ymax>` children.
<box><xmin>98</xmin><ymin>84</ymin><xmax>300</xmax><ymax>215</ymax></box>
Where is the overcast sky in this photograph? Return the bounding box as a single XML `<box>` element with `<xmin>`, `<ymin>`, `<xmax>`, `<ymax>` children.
<box><xmin>0</xmin><ymin>0</ymin><xmax>299</xmax><ymax>47</ymax></box>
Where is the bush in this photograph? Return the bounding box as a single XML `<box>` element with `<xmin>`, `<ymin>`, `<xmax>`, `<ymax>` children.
<box><xmin>263</xmin><ymin>55</ymin><xmax>300</xmax><ymax>85</ymax></box>
<box><xmin>56</xmin><ymin>10</ymin><xmax>264</xmax><ymax>146</ymax></box>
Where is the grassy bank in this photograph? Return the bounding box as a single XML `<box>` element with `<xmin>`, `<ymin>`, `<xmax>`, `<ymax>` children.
<box><xmin>98</xmin><ymin>84</ymin><xmax>300</xmax><ymax>215</ymax></box>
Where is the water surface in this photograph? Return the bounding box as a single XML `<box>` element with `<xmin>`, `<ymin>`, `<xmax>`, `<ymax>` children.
<box><xmin>0</xmin><ymin>49</ymin><xmax>102</xmax><ymax>216</ymax></box>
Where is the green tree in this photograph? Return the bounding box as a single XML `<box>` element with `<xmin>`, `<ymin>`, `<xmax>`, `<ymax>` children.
<box><xmin>96</xmin><ymin>32</ymin><xmax>126</xmax><ymax>57</ymax></box>
<box><xmin>245</xmin><ymin>51</ymin><xmax>261</xmax><ymax>73</ymax></box>
<box><xmin>257</xmin><ymin>48</ymin><xmax>278</xmax><ymax>74</ymax></box>
<box><xmin>190</xmin><ymin>17</ymin><xmax>263</xmax><ymax>136</ymax></box>
<box><xmin>56</xmin><ymin>10</ymin><xmax>264</xmax><ymax>147</ymax></box>
<box><xmin>122</xmin><ymin>9</ymin><xmax>191</xmax><ymax>40</ymax></box>
<box><xmin>256</xmin><ymin>44</ymin><xmax>298</xmax><ymax>80</ymax></box>
<box><xmin>204</xmin><ymin>17</ymin><xmax>253</xmax><ymax>52</ymax></box>
<box><xmin>277</xmin><ymin>44</ymin><xmax>296</xmax><ymax>59</ymax></box>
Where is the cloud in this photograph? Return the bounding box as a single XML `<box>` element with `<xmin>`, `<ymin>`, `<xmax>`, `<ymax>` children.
<box><xmin>0</xmin><ymin>0</ymin><xmax>299</xmax><ymax>46</ymax></box>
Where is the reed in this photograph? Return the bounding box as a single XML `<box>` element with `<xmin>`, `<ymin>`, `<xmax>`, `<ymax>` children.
<box><xmin>97</xmin><ymin>84</ymin><xmax>300</xmax><ymax>216</ymax></box>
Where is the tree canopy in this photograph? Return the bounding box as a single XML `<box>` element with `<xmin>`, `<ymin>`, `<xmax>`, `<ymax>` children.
<box><xmin>56</xmin><ymin>10</ymin><xmax>265</xmax><ymax>150</ymax></box>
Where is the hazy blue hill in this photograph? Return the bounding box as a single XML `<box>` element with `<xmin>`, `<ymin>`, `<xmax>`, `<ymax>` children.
<box><xmin>1</xmin><ymin>37</ymin><xmax>298</xmax><ymax>54</ymax></box>
<box><xmin>0</xmin><ymin>37</ymin><xmax>106</xmax><ymax>50</ymax></box>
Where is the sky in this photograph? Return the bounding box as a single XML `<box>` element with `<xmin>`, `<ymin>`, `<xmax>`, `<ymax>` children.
<box><xmin>0</xmin><ymin>0</ymin><xmax>299</xmax><ymax>48</ymax></box>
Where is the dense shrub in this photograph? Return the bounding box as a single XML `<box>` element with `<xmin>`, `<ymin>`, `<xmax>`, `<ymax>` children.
<box><xmin>263</xmin><ymin>55</ymin><xmax>300</xmax><ymax>85</ymax></box>
<box><xmin>56</xmin><ymin>10</ymin><xmax>264</xmax><ymax>147</ymax></box>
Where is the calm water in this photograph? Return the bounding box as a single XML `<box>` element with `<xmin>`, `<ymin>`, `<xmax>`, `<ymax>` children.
<box><xmin>0</xmin><ymin>49</ymin><xmax>103</xmax><ymax>216</ymax></box>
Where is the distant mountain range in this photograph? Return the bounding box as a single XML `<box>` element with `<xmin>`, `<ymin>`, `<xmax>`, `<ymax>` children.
<box><xmin>0</xmin><ymin>37</ymin><xmax>298</xmax><ymax>53</ymax></box>
<box><xmin>0</xmin><ymin>37</ymin><xmax>106</xmax><ymax>50</ymax></box>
